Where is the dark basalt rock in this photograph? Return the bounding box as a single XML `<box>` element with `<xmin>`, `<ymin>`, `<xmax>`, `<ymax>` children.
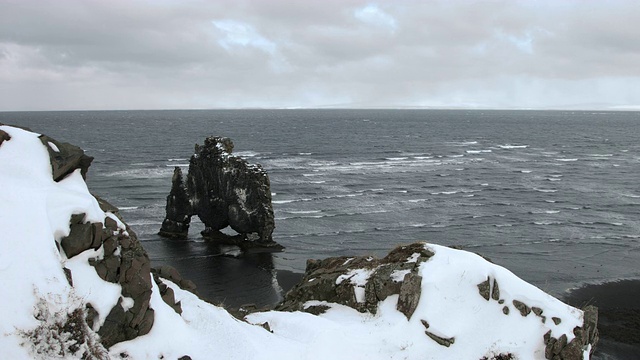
<box><xmin>158</xmin><ymin>167</ymin><xmax>191</xmax><ymax>239</ymax></box>
<box><xmin>542</xmin><ymin>305</ymin><xmax>599</xmax><ymax>360</ymax></box>
<box><xmin>0</xmin><ymin>128</ymin><xmax>11</xmax><ymax>146</ymax></box>
<box><xmin>276</xmin><ymin>242</ymin><xmax>433</xmax><ymax>317</ymax></box>
<box><xmin>38</xmin><ymin>134</ymin><xmax>93</xmax><ymax>182</ymax></box>
<box><xmin>159</xmin><ymin>136</ymin><xmax>277</xmax><ymax>247</ymax></box>
<box><xmin>70</xmin><ymin>203</ymin><xmax>156</xmax><ymax>348</ymax></box>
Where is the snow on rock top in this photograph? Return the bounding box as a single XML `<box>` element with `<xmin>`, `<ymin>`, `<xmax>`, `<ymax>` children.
<box><xmin>0</xmin><ymin>125</ymin><xmax>597</xmax><ymax>360</ymax></box>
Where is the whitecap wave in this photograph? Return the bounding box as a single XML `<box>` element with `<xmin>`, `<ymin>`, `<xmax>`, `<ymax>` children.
<box><xmin>431</xmin><ymin>191</ymin><xmax>459</xmax><ymax>195</ymax></box>
<box><xmin>118</xmin><ymin>206</ymin><xmax>139</xmax><ymax>210</ymax></box>
<box><xmin>273</xmin><ymin>199</ymin><xmax>312</xmax><ymax>204</ymax></box>
<box><xmin>498</xmin><ymin>145</ymin><xmax>528</xmax><ymax>149</ymax></box>
<box><xmin>235</xmin><ymin>151</ymin><xmax>259</xmax><ymax>157</ymax></box>
<box><xmin>555</xmin><ymin>158</ymin><xmax>578</xmax><ymax>162</ymax></box>
<box><xmin>466</xmin><ymin>150</ymin><xmax>492</xmax><ymax>154</ymax></box>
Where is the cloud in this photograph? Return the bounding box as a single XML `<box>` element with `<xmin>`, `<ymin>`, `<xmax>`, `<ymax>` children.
<box><xmin>0</xmin><ymin>0</ymin><xmax>639</xmax><ymax>110</ymax></box>
<box><xmin>354</xmin><ymin>4</ymin><xmax>397</xmax><ymax>31</ymax></box>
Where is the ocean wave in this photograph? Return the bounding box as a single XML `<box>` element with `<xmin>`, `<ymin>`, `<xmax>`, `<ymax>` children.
<box><xmin>449</xmin><ymin>141</ymin><xmax>478</xmax><ymax>146</ymax></box>
<box><xmin>466</xmin><ymin>150</ymin><xmax>492</xmax><ymax>154</ymax></box>
<box><xmin>529</xmin><ymin>210</ymin><xmax>560</xmax><ymax>214</ymax></box>
<box><xmin>287</xmin><ymin>210</ymin><xmax>322</xmax><ymax>214</ymax></box>
<box><xmin>168</xmin><ymin>158</ymin><xmax>188</xmax><ymax>162</ymax></box>
<box><xmin>165</xmin><ymin>164</ymin><xmax>189</xmax><ymax>167</ymax></box>
<box><xmin>273</xmin><ymin>199</ymin><xmax>312</xmax><ymax>204</ymax></box>
<box><xmin>131</xmin><ymin>162</ymin><xmax>154</xmax><ymax>166</ymax></box>
<box><xmin>104</xmin><ymin>168</ymin><xmax>173</xmax><ymax>179</ymax></box>
<box><xmin>357</xmin><ymin>188</ymin><xmax>384</xmax><ymax>193</ymax></box>
<box><xmin>386</xmin><ymin>157</ymin><xmax>409</xmax><ymax>161</ymax></box>
<box><xmin>533</xmin><ymin>221</ymin><xmax>563</xmax><ymax>225</ymax></box>
<box><xmin>576</xmin><ymin>221</ymin><xmax>624</xmax><ymax>227</ymax></box>
<box><xmin>498</xmin><ymin>145</ymin><xmax>528</xmax><ymax>149</ymax></box>
<box><xmin>235</xmin><ymin>151</ymin><xmax>259</xmax><ymax>157</ymax></box>
<box><xmin>534</xmin><ymin>188</ymin><xmax>558</xmax><ymax>193</ymax></box>
<box><xmin>555</xmin><ymin>158</ymin><xmax>578</xmax><ymax>162</ymax></box>
<box><xmin>118</xmin><ymin>206</ymin><xmax>140</xmax><ymax>210</ymax></box>
<box><xmin>430</xmin><ymin>191</ymin><xmax>459</xmax><ymax>195</ymax></box>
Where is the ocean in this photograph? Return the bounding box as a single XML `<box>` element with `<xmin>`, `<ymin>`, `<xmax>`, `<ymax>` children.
<box><xmin>2</xmin><ymin>109</ymin><xmax>639</xmax><ymax>312</ymax></box>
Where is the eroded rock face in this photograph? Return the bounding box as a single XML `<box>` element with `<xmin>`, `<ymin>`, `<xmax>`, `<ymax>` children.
<box><xmin>39</xmin><ymin>134</ymin><xmax>93</xmax><ymax>182</ymax></box>
<box><xmin>64</xmin><ymin>206</ymin><xmax>155</xmax><ymax>348</ymax></box>
<box><xmin>276</xmin><ymin>243</ymin><xmax>434</xmax><ymax>317</ymax></box>
<box><xmin>159</xmin><ymin>167</ymin><xmax>191</xmax><ymax>239</ymax></box>
<box><xmin>35</xmin><ymin>134</ymin><xmax>157</xmax><ymax>348</ymax></box>
<box><xmin>159</xmin><ymin>136</ymin><xmax>276</xmax><ymax>244</ymax></box>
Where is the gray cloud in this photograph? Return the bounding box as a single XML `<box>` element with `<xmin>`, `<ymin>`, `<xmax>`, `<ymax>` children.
<box><xmin>1</xmin><ymin>0</ymin><xmax>639</xmax><ymax>110</ymax></box>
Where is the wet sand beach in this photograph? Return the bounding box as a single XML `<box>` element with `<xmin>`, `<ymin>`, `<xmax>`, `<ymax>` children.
<box><xmin>563</xmin><ymin>279</ymin><xmax>640</xmax><ymax>359</ymax></box>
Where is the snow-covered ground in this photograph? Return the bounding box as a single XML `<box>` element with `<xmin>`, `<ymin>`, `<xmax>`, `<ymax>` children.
<box><xmin>0</xmin><ymin>125</ymin><xmax>591</xmax><ymax>359</ymax></box>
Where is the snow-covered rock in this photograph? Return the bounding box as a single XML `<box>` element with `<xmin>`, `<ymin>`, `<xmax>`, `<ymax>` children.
<box><xmin>0</xmin><ymin>124</ymin><xmax>597</xmax><ymax>359</ymax></box>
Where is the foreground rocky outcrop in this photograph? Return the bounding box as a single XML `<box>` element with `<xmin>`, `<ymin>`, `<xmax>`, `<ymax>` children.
<box><xmin>0</xmin><ymin>125</ymin><xmax>191</xmax><ymax>357</ymax></box>
<box><xmin>159</xmin><ymin>136</ymin><xmax>279</xmax><ymax>250</ymax></box>
<box><xmin>276</xmin><ymin>243</ymin><xmax>599</xmax><ymax>359</ymax></box>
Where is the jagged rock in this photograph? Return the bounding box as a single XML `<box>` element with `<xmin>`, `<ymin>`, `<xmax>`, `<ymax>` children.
<box><xmin>152</xmin><ymin>265</ymin><xmax>198</xmax><ymax>295</ymax></box>
<box><xmin>60</xmin><ymin>215</ymin><xmax>102</xmax><ymax>258</ymax></box>
<box><xmin>491</xmin><ymin>279</ymin><xmax>500</xmax><ymax>301</ymax></box>
<box><xmin>542</xmin><ymin>305</ymin><xmax>599</xmax><ymax>360</ymax></box>
<box><xmin>159</xmin><ymin>136</ymin><xmax>276</xmax><ymax>246</ymax></box>
<box><xmin>38</xmin><ymin>134</ymin><xmax>93</xmax><ymax>182</ymax></box>
<box><xmin>159</xmin><ymin>167</ymin><xmax>191</xmax><ymax>239</ymax></box>
<box><xmin>424</xmin><ymin>330</ymin><xmax>455</xmax><ymax>347</ymax></box>
<box><xmin>397</xmin><ymin>272</ymin><xmax>423</xmax><ymax>319</ymax></box>
<box><xmin>152</xmin><ymin>273</ymin><xmax>183</xmax><ymax>314</ymax></box>
<box><xmin>513</xmin><ymin>299</ymin><xmax>531</xmax><ymax>317</ymax></box>
<box><xmin>276</xmin><ymin>243</ymin><xmax>433</xmax><ymax>315</ymax></box>
<box><xmin>477</xmin><ymin>277</ymin><xmax>491</xmax><ymax>301</ymax></box>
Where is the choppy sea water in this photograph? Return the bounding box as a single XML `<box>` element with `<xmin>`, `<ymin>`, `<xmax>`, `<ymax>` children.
<box><xmin>3</xmin><ymin>110</ymin><xmax>640</xmax><ymax>312</ymax></box>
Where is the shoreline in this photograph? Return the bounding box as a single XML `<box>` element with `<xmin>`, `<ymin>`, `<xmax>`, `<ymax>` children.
<box><xmin>563</xmin><ymin>279</ymin><xmax>640</xmax><ymax>359</ymax></box>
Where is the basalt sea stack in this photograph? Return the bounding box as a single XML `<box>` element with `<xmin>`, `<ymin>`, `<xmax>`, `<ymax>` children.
<box><xmin>159</xmin><ymin>136</ymin><xmax>278</xmax><ymax>250</ymax></box>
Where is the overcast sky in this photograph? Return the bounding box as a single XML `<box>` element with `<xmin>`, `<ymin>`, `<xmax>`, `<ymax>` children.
<box><xmin>1</xmin><ymin>0</ymin><xmax>639</xmax><ymax>111</ymax></box>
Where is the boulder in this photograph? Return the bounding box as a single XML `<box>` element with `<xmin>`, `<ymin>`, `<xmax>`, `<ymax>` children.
<box><xmin>159</xmin><ymin>136</ymin><xmax>277</xmax><ymax>246</ymax></box>
<box><xmin>38</xmin><ymin>134</ymin><xmax>93</xmax><ymax>182</ymax></box>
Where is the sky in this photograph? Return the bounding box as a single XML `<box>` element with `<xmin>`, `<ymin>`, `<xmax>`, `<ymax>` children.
<box><xmin>1</xmin><ymin>0</ymin><xmax>639</xmax><ymax>111</ymax></box>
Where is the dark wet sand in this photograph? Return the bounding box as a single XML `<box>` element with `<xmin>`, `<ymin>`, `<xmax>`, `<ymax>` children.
<box><xmin>563</xmin><ymin>279</ymin><xmax>640</xmax><ymax>360</ymax></box>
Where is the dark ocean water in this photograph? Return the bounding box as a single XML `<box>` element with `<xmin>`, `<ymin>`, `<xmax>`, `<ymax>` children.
<box><xmin>3</xmin><ymin>110</ymin><xmax>640</xmax><ymax>312</ymax></box>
